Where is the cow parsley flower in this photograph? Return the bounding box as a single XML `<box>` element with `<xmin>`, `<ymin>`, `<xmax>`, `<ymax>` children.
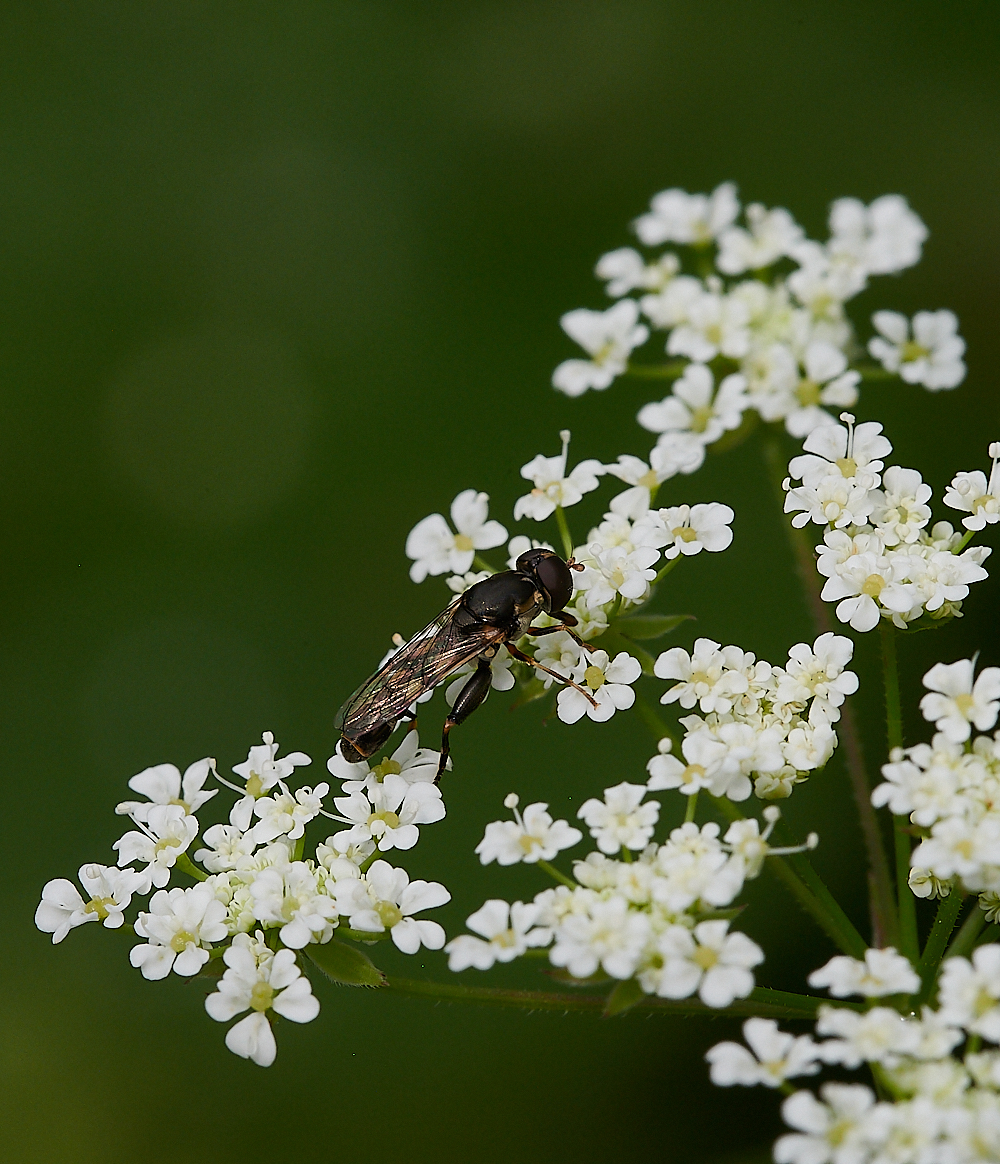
<box><xmin>476</xmin><ymin>794</ymin><xmax>582</xmax><ymax>865</ymax></box>
<box><xmin>635</xmin><ymin>502</ymin><xmax>734</xmax><ymax>560</ymax></box>
<box><xmin>827</xmin><ymin>193</ymin><xmax>927</xmax><ymax>276</ymax></box>
<box><xmin>549</xmin><ymin>894</ymin><xmax>651</xmax><ymax>980</ymax></box>
<box><xmin>330</xmin><ymin>773</ymin><xmax>445</xmax><ymax>852</ymax></box>
<box><xmin>603</xmin><ymin>449</ymin><xmax>679</xmax><ymax>518</ymax></box>
<box><xmin>205</xmin><ymin>932</ymin><xmax>319</xmax><ymax>1067</ymax></box>
<box><xmin>113</xmin><ymin>804</ymin><xmax>200</xmax><ymax>891</ymax></box>
<box><xmin>644</xmin><ymin>919</ymin><xmax>763</xmax><ymax>1007</ymax></box>
<box><xmin>706</xmin><ymin>1018</ymin><xmax>821</xmax><ymax>1087</ymax></box>
<box><xmin>445</xmin><ymin>900</ymin><xmax>550</xmax><ymax>971</ymax></box>
<box><xmin>595</xmin><ymin>247</ymin><xmax>680</xmax><ymax>297</ymax></box>
<box><xmin>773</xmin><ymin>633</ymin><xmax>858</xmax><ymax>725</ymax></box>
<box><xmin>716</xmin><ymin>204</ymin><xmax>804</xmax><ymax>275</ymax></box>
<box><xmin>774</xmin><ymin>1083</ymin><xmax>876</xmax><ymax>1164</ymax></box>
<box><xmin>920</xmin><ymin>657</ymin><xmax>1000</xmax><ymax>743</ymax></box>
<box><xmin>667</xmin><ymin>290</ymin><xmax>752</xmax><ymax>363</ymax></box>
<box><xmin>788</xmin><ymin>412</ymin><xmax>891</xmax><ymax>492</ymax></box>
<box><xmin>633</xmin><ymin>182</ymin><xmax>740</xmax><ymax>246</ymax></box>
<box><xmin>404</xmin><ymin>489</ymin><xmax>508</xmax><ymax>583</ymax></box>
<box><xmin>250</xmin><ymin>783</ymin><xmax>328</xmax><ymax>844</ymax></box>
<box><xmin>868</xmin><ymin>309</ymin><xmax>966</xmax><ymax>390</ymax></box>
<box><xmin>327</xmin><ymin>730</ymin><xmax>441</xmax><ymax>791</ymax></box>
<box><xmin>552</xmin><ymin>300</ymin><xmax>649</xmax><ymax>396</ymax></box>
<box><xmin>575</xmin><ymin>544</ymin><xmax>659</xmax><ymax>608</ymax></box>
<box><xmin>937</xmin><ymin>946</ymin><xmax>1000</xmax><ymax>1042</ymax></box>
<box><xmin>808</xmin><ymin>948</ymin><xmax>920</xmax><ymax>998</ymax></box>
<box><xmin>944</xmin><ymin>443</ymin><xmax>1000</xmax><ymax>532</ymax></box>
<box><xmin>577</xmin><ymin>782</ymin><xmax>660</xmax><ymax>854</ymax></box>
<box><xmin>636</xmin><ymin>363</ymin><xmax>747</xmax><ymax>448</ymax></box>
<box><xmin>334</xmin><ymin>860</ymin><xmax>449</xmax><ymax>953</ymax></box>
<box><xmin>513</xmin><ymin>430</ymin><xmax>604</xmax><ymax>521</ymax></box>
<box><xmin>557</xmin><ymin>649</ymin><xmax>642</xmax><ymax>724</ymax></box>
<box><xmin>35</xmin><ymin>864</ymin><xmax>145</xmax><ymax>943</ymax></box>
<box><xmin>130</xmin><ymin>884</ymin><xmax>229</xmax><ymax>980</ymax></box>
<box><xmin>115</xmin><ymin>757</ymin><xmax>217</xmax><ymax>822</ymax></box>
<box><xmin>222</xmin><ymin>732</ymin><xmax>312</xmax><ymax>831</ymax></box>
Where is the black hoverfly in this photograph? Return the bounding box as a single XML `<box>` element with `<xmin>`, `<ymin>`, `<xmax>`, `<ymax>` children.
<box><xmin>336</xmin><ymin>548</ymin><xmax>598</xmax><ymax>778</ymax></box>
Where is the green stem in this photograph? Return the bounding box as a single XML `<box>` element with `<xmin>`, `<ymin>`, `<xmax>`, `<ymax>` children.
<box><xmin>474</xmin><ymin>554</ymin><xmax>498</xmax><ymax>574</ymax></box>
<box><xmin>176</xmin><ymin>852</ymin><xmax>207</xmax><ymax>882</ymax></box>
<box><xmin>880</xmin><ymin>619</ymin><xmax>918</xmax><ymax>963</ymax></box>
<box><xmin>916</xmin><ymin>892</ymin><xmax>966</xmax><ymax>1005</ymax></box>
<box><xmin>654</xmin><ymin>556</ymin><xmax>680</xmax><ymax>585</ymax></box>
<box><xmin>382</xmin><ymin>977</ymin><xmax>846</xmax><ymax>1020</ymax></box>
<box><xmin>944</xmin><ymin>907</ymin><xmax>987</xmax><ymax>963</ymax></box>
<box><xmin>554</xmin><ymin>506</ymin><xmax>574</xmax><ymax>559</ymax></box>
<box><xmin>537</xmin><ymin>858</ymin><xmax>577</xmax><ymax>890</ymax></box>
<box><xmin>685</xmin><ymin>792</ymin><xmax>699</xmax><ymax>824</ymax></box>
<box><xmin>711</xmin><ymin>796</ymin><xmax>867</xmax><ymax>958</ymax></box>
<box><xmin>633</xmin><ymin>692</ymin><xmax>680</xmax><ymax>749</ymax></box>
<box><xmin>952</xmin><ymin>530</ymin><xmax>976</xmax><ymax>554</ymax></box>
<box><xmin>855</xmin><ymin>364</ymin><xmax>898</xmax><ymax>382</ymax></box>
<box><xmin>623</xmin><ymin>360</ymin><xmax>688</xmax><ymax>380</ymax></box>
<box><xmin>761</xmin><ymin>427</ymin><xmax>896</xmax><ymax>948</ymax></box>
<box><xmin>337</xmin><ymin>926</ymin><xmax>391</xmax><ymax>942</ymax></box>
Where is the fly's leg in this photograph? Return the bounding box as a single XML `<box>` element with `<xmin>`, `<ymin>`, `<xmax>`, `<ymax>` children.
<box><xmin>505</xmin><ymin>642</ymin><xmax>599</xmax><ymax>708</ymax></box>
<box><xmin>437</xmin><ymin>658</ymin><xmax>493</xmax><ymax>780</ymax></box>
<box><xmin>526</xmin><ymin>614</ymin><xmax>598</xmax><ymax>654</ymax></box>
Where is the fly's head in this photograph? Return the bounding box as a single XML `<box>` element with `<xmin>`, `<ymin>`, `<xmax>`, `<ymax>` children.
<box><xmin>515</xmin><ymin>548</ymin><xmax>576</xmax><ymax>613</ymax></box>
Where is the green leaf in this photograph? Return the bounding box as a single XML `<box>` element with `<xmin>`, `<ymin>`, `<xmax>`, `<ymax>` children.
<box><xmin>603</xmin><ymin>977</ymin><xmax>645</xmax><ymax>1017</ymax></box>
<box><xmin>307</xmin><ymin>939</ymin><xmax>386</xmax><ymax>987</ymax></box>
<box><xmin>614</xmin><ymin>612</ymin><xmax>694</xmax><ymax>641</ymax></box>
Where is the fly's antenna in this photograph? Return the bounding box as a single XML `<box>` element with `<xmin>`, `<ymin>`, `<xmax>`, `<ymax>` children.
<box><xmin>565</xmin><ymin>557</ymin><xmax>584</xmax><ymax>572</ymax></box>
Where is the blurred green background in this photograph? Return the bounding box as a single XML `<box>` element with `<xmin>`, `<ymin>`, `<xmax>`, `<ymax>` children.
<box><xmin>3</xmin><ymin>3</ymin><xmax>999</xmax><ymax>1162</ymax></box>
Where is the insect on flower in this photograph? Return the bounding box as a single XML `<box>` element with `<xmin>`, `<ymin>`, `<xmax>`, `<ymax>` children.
<box><xmin>336</xmin><ymin>549</ymin><xmax>598</xmax><ymax>778</ymax></box>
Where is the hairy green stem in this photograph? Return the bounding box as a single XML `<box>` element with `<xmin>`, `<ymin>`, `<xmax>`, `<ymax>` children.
<box><xmin>917</xmin><ymin>892</ymin><xmax>966</xmax><ymax>1004</ymax></box>
<box><xmin>623</xmin><ymin>360</ymin><xmax>688</xmax><ymax>380</ymax></box>
<box><xmin>554</xmin><ymin>506</ymin><xmax>574</xmax><ymax>559</ymax></box>
<box><xmin>944</xmin><ymin>908</ymin><xmax>987</xmax><ymax>963</ymax></box>
<box><xmin>761</xmin><ymin>428</ymin><xmax>896</xmax><ymax>948</ymax></box>
<box><xmin>880</xmin><ymin>620</ymin><xmax>919</xmax><ymax>963</ymax></box>
<box><xmin>382</xmin><ymin>976</ymin><xmax>845</xmax><ymax>1020</ymax></box>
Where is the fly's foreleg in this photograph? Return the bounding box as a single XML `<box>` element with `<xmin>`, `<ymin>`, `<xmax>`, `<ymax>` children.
<box><xmin>438</xmin><ymin>658</ymin><xmax>493</xmax><ymax>780</ymax></box>
<box><xmin>526</xmin><ymin>611</ymin><xmax>598</xmax><ymax>653</ymax></box>
<box><xmin>505</xmin><ymin>642</ymin><xmax>599</xmax><ymax>708</ymax></box>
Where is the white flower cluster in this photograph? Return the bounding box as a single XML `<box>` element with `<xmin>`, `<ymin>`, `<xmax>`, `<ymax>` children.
<box><xmin>449</xmin><ymin>784</ymin><xmax>820</xmax><ymax>1008</ymax></box>
<box><xmin>552</xmin><ymin>183</ymin><xmax>962</xmax><ymax>462</ymax></box>
<box><xmin>784</xmin><ymin>415</ymin><xmax>993</xmax><ymax>632</ymax></box>
<box><xmin>709</xmin><ymin>944</ymin><xmax>1000</xmax><ymax>1164</ymax></box>
<box><xmin>649</xmin><ymin>633</ymin><xmax>857</xmax><ymax>801</ymax></box>
<box><xmin>35</xmin><ymin>730</ymin><xmax>452</xmax><ymax>1067</ymax></box>
<box><xmin>873</xmin><ymin>657</ymin><xmax>1000</xmax><ymax>899</ymax></box>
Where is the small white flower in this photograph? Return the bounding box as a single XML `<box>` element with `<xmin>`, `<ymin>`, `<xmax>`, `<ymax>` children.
<box><xmin>667</xmin><ymin>291</ymin><xmax>752</xmax><ymax>363</ymax></box>
<box><xmin>633</xmin><ymin>182</ymin><xmax>740</xmax><ymax>246</ymax></box>
<box><xmin>549</xmin><ymin>894</ymin><xmax>651</xmax><ymax>980</ymax></box>
<box><xmin>130</xmin><ymin>884</ymin><xmax>229</xmax><ymax>980</ymax></box>
<box><xmin>595</xmin><ymin>248</ymin><xmax>679</xmax><ymax>297</ymax></box>
<box><xmin>330</xmin><ymin>772</ymin><xmax>445</xmax><ymax>852</ymax></box>
<box><xmin>194</xmin><ymin>823</ymin><xmax>258</xmax><ymax>873</ymax></box>
<box><xmin>815</xmin><ymin>1004</ymin><xmax>923</xmax><ymax>1068</ymax></box>
<box><xmin>636</xmin><ymin>502</ymin><xmax>734</xmax><ymax>561</ymax></box>
<box><xmin>646</xmin><ymin>732</ymin><xmax>728</xmax><ymax>796</ymax></box>
<box><xmin>944</xmin><ymin>443</ymin><xmax>1000</xmax><ymax>531</ymax></box>
<box><xmin>334</xmin><ymin>859</ymin><xmax>449</xmax><ymax>953</ymax></box>
<box><xmin>557</xmin><ymin>650</ymin><xmax>642</xmax><ymax>725</ymax></box>
<box><xmin>827</xmin><ymin>193</ymin><xmax>928</xmax><ymax>276</ymax></box>
<box><xmin>445</xmin><ymin>899</ymin><xmax>549</xmax><ymax>971</ymax></box>
<box><xmin>819</xmin><ymin>550</ymin><xmax>914</xmax><ymax>633</ymax></box>
<box><xmin>226</xmin><ymin>732</ymin><xmax>312</xmax><ymax>832</ymax></box>
<box><xmin>205</xmin><ymin>931</ymin><xmax>320</xmax><ymax>1067</ymax></box>
<box><xmin>869</xmin><ymin>309</ymin><xmax>966</xmax><ymax>390</ymax></box>
<box><xmin>636</xmin><ymin>363</ymin><xmax>747</xmax><ymax>447</ymax></box>
<box><xmin>646</xmin><ymin>919</ymin><xmax>763</xmax><ymax>1007</ymax></box>
<box><xmin>782</xmin><ymin>341</ymin><xmax>861</xmax><ymax>440</ymax></box>
<box><xmin>655</xmin><ymin>639</ymin><xmax>767</xmax><ymax>715</ymax></box>
<box><xmin>808</xmin><ymin>947</ymin><xmax>920</xmax><ymax>998</ymax></box>
<box><xmin>513</xmin><ymin>430</ymin><xmax>604</xmax><ymax>521</ymax></box>
<box><xmin>249</xmin><ymin>861</ymin><xmax>338</xmax><ymax>949</ymax></box>
<box><xmin>716</xmin><ymin>203</ymin><xmax>804</xmax><ymax>275</ymax></box>
<box><xmin>603</xmin><ymin>448</ymin><xmax>679</xmax><ymax>518</ymax></box>
<box><xmin>774</xmin><ymin>1083</ymin><xmax>876</xmax><ymax>1164</ymax></box>
<box><xmin>788</xmin><ymin>412</ymin><xmax>892</xmax><ymax>491</ymax></box>
<box><xmin>327</xmin><ymin>729</ymin><xmax>441</xmax><ymax>791</ymax></box>
<box><xmin>113</xmin><ymin>803</ymin><xmax>200</xmax><ymax>891</ymax></box>
<box><xmin>574</xmin><ymin>544</ymin><xmax>659</xmax><ymax>608</ymax></box>
<box><xmin>476</xmin><ymin>794</ymin><xmax>582</xmax><ymax>865</ymax></box>
<box><xmin>920</xmin><ymin>657</ymin><xmax>1000</xmax><ymax>743</ymax></box>
<box><xmin>774</xmin><ymin>633</ymin><xmax>858</xmax><ymax>725</ymax></box>
<box><xmin>115</xmin><ymin>757</ymin><xmax>217</xmax><ymax>821</ymax></box>
<box><xmin>404</xmin><ymin>489</ymin><xmax>508</xmax><ymax>583</ymax></box>
<box><xmin>552</xmin><ymin>300</ymin><xmax>649</xmax><ymax>396</ymax></box>
<box><xmin>249</xmin><ymin>782</ymin><xmax>329</xmax><ymax>844</ymax></box>
<box><xmin>706</xmin><ymin>1017</ymin><xmax>820</xmax><ymax>1087</ymax></box>
<box><xmin>869</xmin><ymin>465</ymin><xmax>933</xmax><ymax>546</ymax></box>
<box><xmin>937</xmin><ymin>945</ymin><xmax>1000</xmax><ymax>1042</ymax></box>
<box><xmin>35</xmin><ymin>863</ymin><xmax>145</xmax><ymax>943</ymax></box>
<box><xmin>577</xmin><ymin>782</ymin><xmax>659</xmax><ymax>854</ymax></box>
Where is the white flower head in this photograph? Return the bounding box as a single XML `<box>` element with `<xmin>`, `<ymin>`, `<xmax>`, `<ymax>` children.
<box><xmin>250</xmin><ymin>782</ymin><xmax>329</xmax><ymax>844</ymax></box>
<box><xmin>775</xmin><ymin>1083</ymin><xmax>876</xmax><ymax>1164</ymax></box>
<box><xmin>828</xmin><ymin>193</ymin><xmax>928</xmax><ymax>276</ymax></box>
<box><xmin>327</xmin><ymin>729</ymin><xmax>442</xmax><ymax>791</ymax></box>
<box><xmin>476</xmin><ymin>794</ymin><xmax>582</xmax><ymax>866</ymax></box>
<box><xmin>944</xmin><ymin>443</ymin><xmax>1000</xmax><ymax>531</ymax></box>
<box><xmin>334</xmin><ymin>859</ymin><xmax>449</xmax><ymax>953</ymax></box>
<box><xmin>446</xmin><ymin>899</ymin><xmax>549</xmax><ymax>971</ymax></box>
<box><xmin>113</xmin><ymin>803</ymin><xmax>200</xmax><ymax>892</ymax></box>
<box><xmin>226</xmin><ymin>732</ymin><xmax>312</xmax><ymax>831</ymax></box>
<box><xmin>249</xmin><ymin>861</ymin><xmax>338</xmax><ymax>949</ymax></box>
<box><xmin>513</xmin><ymin>431</ymin><xmax>604</xmax><ymax>522</ymax></box>
<box><xmin>775</xmin><ymin>633</ymin><xmax>858</xmax><ymax>725</ymax></box>
<box><xmin>870</xmin><ymin>465</ymin><xmax>933</xmax><ymax>546</ymax></box>
<box><xmin>788</xmin><ymin>412</ymin><xmax>892</xmax><ymax>492</ymax></box>
<box><xmin>604</xmin><ymin>449</ymin><xmax>679</xmax><ymax>519</ymax></box>
<box><xmin>920</xmin><ymin>657</ymin><xmax>1000</xmax><ymax>743</ymax></box>
<box><xmin>130</xmin><ymin>884</ymin><xmax>229</xmax><ymax>980</ymax></box>
<box><xmin>937</xmin><ymin>944</ymin><xmax>1000</xmax><ymax>1042</ymax></box>
<box><xmin>574</xmin><ymin>544</ymin><xmax>659</xmax><ymax>609</ymax></box>
<box><xmin>404</xmin><ymin>489</ymin><xmax>507</xmax><ymax>583</ymax></box>
<box><xmin>706</xmin><ymin>1017</ymin><xmax>820</xmax><ymax>1087</ymax></box>
<box><xmin>781</xmin><ymin>341</ymin><xmax>861</xmax><ymax>440</ymax></box>
<box><xmin>331</xmin><ymin>772</ymin><xmax>445</xmax><ymax>852</ymax></box>
<box><xmin>869</xmin><ymin>309</ymin><xmax>966</xmax><ymax>390</ymax></box>
<box><xmin>595</xmin><ymin>247</ymin><xmax>679</xmax><ymax>298</ymax></box>
<box><xmin>636</xmin><ymin>363</ymin><xmax>747</xmax><ymax>447</ymax></box>
<box><xmin>549</xmin><ymin>894</ymin><xmax>651</xmax><ymax>980</ymax></box>
<box><xmin>552</xmin><ymin>300</ymin><xmax>649</xmax><ymax>397</ymax></box>
<box><xmin>205</xmin><ymin>931</ymin><xmax>320</xmax><ymax>1067</ymax></box>
<box><xmin>807</xmin><ymin>947</ymin><xmax>920</xmax><ymax>998</ymax></box>
<box><xmin>636</xmin><ymin>502</ymin><xmax>734</xmax><ymax>561</ymax></box>
<box><xmin>716</xmin><ymin>203</ymin><xmax>804</xmax><ymax>275</ymax></box>
<box><xmin>667</xmin><ymin>291</ymin><xmax>752</xmax><ymax>363</ymax></box>
<box><xmin>577</xmin><ymin>781</ymin><xmax>659</xmax><ymax>854</ymax></box>
<box><xmin>115</xmin><ymin>757</ymin><xmax>217</xmax><ymax>821</ymax></box>
<box><xmin>633</xmin><ymin>182</ymin><xmax>740</xmax><ymax>246</ymax></box>
<box><xmin>194</xmin><ymin>823</ymin><xmax>258</xmax><ymax>874</ymax></box>
<box><xmin>645</xmin><ymin>919</ymin><xmax>763</xmax><ymax>1007</ymax></box>
<box><xmin>557</xmin><ymin>650</ymin><xmax>642</xmax><ymax>725</ymax></box>
<box><xmin>35</xmin><ymin>863</ymin><xmax>145</xmax><ymax>943</ymax></box>
<box><xmin>819</xmin><ymin>549</ymin><xmax>914</xmax><ymax>633</ymax></box>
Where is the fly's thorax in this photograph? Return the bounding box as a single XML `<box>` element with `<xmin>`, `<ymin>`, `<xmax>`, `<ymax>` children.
<box><xmin>460</xmin><ymin>571</ymin><xmax>543</xmax><ymax>633</ymax></box>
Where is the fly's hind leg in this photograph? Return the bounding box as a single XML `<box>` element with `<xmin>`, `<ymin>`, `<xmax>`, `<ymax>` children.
<box><xmin>438</xmin><ymin>657</ymin><xmax>493</xmax><ymax>780</ymax></box>
<box><xmin>505</xmin><ymin>642</ymin><xmax>599</xmax><ymax>708</ymax></box>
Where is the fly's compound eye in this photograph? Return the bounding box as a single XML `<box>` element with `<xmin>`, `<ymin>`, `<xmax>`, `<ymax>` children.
<box><xmin>530</xmin><ymin>553</ymin><xmax>574</xmax><ymax>613</ymax></box>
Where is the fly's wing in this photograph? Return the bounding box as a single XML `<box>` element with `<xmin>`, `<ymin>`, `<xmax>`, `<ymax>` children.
<box><xmin>336</xmin><ymin>600</ymin><xmax>506</xmax><ymax>737</ymax></box>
